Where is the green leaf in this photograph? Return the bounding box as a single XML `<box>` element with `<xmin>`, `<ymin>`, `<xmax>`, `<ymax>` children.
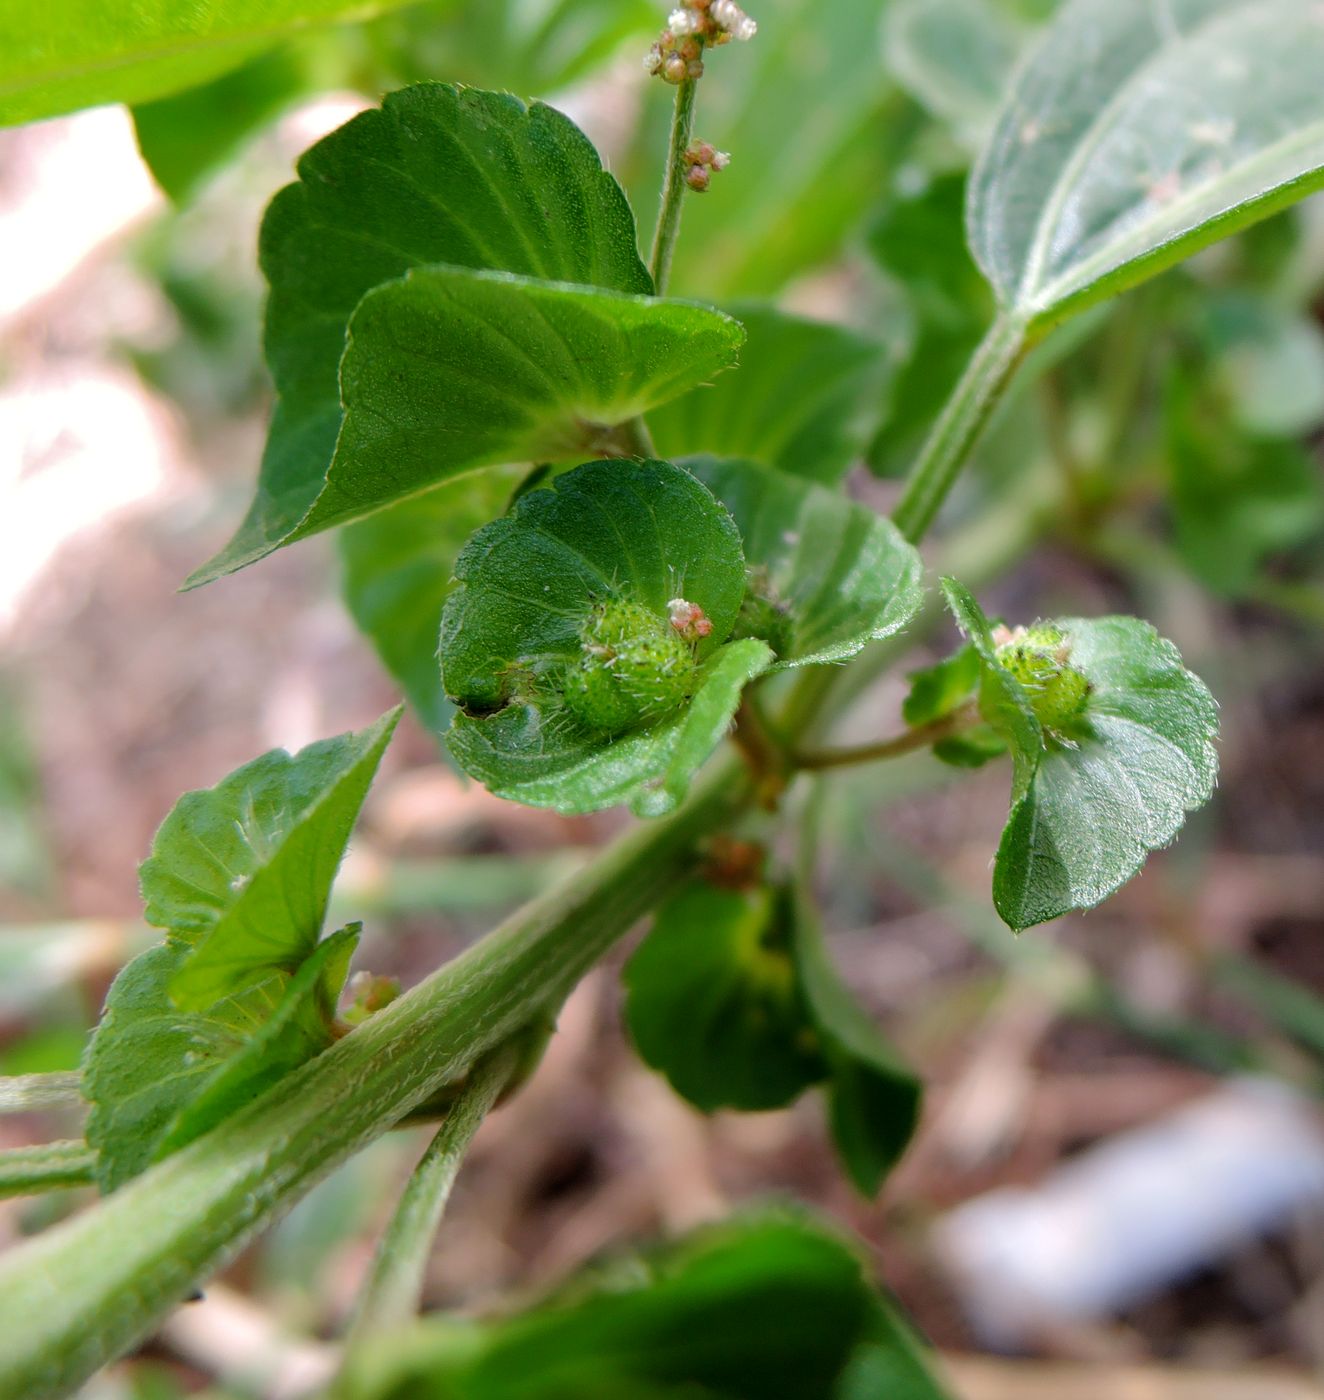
<box><xmin>83</xmin><ymin>928</ymin><xmax>356</xmax><ymax>1192</ymax></box>
<box><xmin>791</xmin><ymin>898</ymin><xmax>921</xmax><ymax>1196</ymax></box>
<box><xmin>685</xmin><ymin>456</ymin><xmax>925</xmax><ymax>669</ymax></box>
<box><xmin>650</xmin><ymin>305</ymin><xmax>893</xmax><ymax>485</ymax></box>
<box><xmin>440</xmin><ymin>459</ymin><xmax>770</xmax><ymax>817</ymax></box>
<box><xmin>942</xmin><ymin>581</ymin><xmax>1219</xmax><ymax>931</ymax></box>
<box><xmin>0</xmin><ymin>0</ymin><xmax>427</xmax><ymax>126</ymax></box>
<box><xmin>1202</xmin><ymin>293</ymin><xmax>1324</xmax><ymax>438</ymax></box>
<box><xmin>141</xmin><ymin>710</ymin><xmax>398</xmax><ymax>1007</ymax></box>
<box><xmin>902</xmin><ymin>647</ymin><xmax>981</xmax><ymax>727</ymax></box>
<box><xmin>132</xmin><ymin>46</ymin><xmax>311</xmax><ymax>204</ymax></box>
<box><xmin>344</xmin><ymin>1214</ymin><xmax>904</xmax><ymax>1400</ymax></box>
<box><xmin>624</xmin><ymin>883</ymin><xmax>826</xmax><ymax>1113</ymax></box>
<box><xmin>340</xmin><ymin>470</ymin><xmax>525</xmax><ymax>735</ymax></box>
<box><xmin>196</xmin><ymin>267</ymin><xmax>741</xmax><ymax>583</ymax></box>
<box><xmin>969</xmin><ymin>0</ymin><xmax>1324</xmax><ymax>326</ymax></box>
<box><xmin>188</xmin><ymin>83</ymin><xmax>652</xmax><ymax>587</ymax></box>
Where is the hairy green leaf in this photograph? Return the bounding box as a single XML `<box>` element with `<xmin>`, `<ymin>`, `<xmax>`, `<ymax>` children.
<box><xmin>340</xmin><ymin>470</ymin><xmax>524</xmax><ymax>735</ymax></box>
<box><xmin>189</xmin><ymin>83</ymin><xmax>651</xmax><ymax>587</ymax></box>
<box><xmin>0</xmin><ymin>0</ymin><xmax>426</xmax><ymax>126</ymax></box>
<box><xmin>650</xmin><ymin>306</ymin><xmax>893</xmax><ymax>485</ymax></box>
<box><xmin>84</xmin><ymin>928</ymin><xmax>356</xmax><ymax>1192</ymax></box>
<box><xmin>343</xmin><ymin>1214</ymin><xmax>925</xmax><ymax>1399</ymax></box>
<box><xmin>792</xmin><ymin>899</ymin><xmax>921</xmax><ymax>1196</ymax></box>
<box><xmin>141</xmin><ymin>710</ymin><xmax>397</xmax><ymax>1007</ymax></box>
<box><xmin>440</xmin><ymin>459</ymin><xmax>771</xmax><ymax>817</ymax></box>
<box><xmin>970</xmin><ymin>0</ymin><xmax>1324</xmax><ymax>327</ymax></box>
<box><xmin>625</xmin><ymin>883</ymin><xmax>826</xmax><ymax>1113</ymax></box>
<box><xmin>943</xmin><ymin>580</ymin><xmax>1219</xmax><ymax>931</ymax></box>
<box><xmin>686</xmin><ymin>456</ymin><xmax>925</xmax><ymax>669</ymax></box>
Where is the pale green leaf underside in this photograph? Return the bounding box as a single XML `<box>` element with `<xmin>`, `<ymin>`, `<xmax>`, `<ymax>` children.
<box><xmin>650</xmin><ymin>305</ymin><xmax>893</xmax><ymax>485</ymax></box>
<box><xmin>188</xmin><ymin>83</ymin><xmax>651</xmax><ymax>587</ymax></box>
<box><xmin>993</xmin><ymin>616</ymin><xmax>1218</xmax><ymax>930</ymax></box>
<box><xmin>0</xmin><ymin>0</ymin><xmax>426</xmax><ymax>125</ymax></box>
<box><xmin>687</xmin><ymin>456</ymin><xmax>924</xmax><ymax>670</ymax></box>
<box><xmin>140</xmin><ymin>710</ymin><xmax>397</xmax><ymax>1008</ymax></box>
<box><xmin>190</xmin><ymin>267</ymin><xmax>742</xmax><ymax>584</ymax></box>
<box><xmin>970</xmin><ymin>0</ymin><xmax>1324</xmax><ymax>322</ymax></box>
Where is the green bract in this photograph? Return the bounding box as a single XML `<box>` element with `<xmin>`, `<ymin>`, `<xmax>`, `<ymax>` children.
<box><xmin>440</xmin><ymin>459</ymin><xmax>771</xmax><ymax>817</ymax></box>
<box><xmin>942</xmin><ymin>580</ymin><xmax>1219</xmax><ymax>931</ymax></box>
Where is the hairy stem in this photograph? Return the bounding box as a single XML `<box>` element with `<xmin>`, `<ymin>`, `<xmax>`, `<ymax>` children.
<box><xmin>343</xmin><ymin>1045</ymin><xmax>517</xmax><ymax>1350</ymax></box>
<box><xmin>649</xmin><ymin>77</ymin><xmax>699</xmax><ymax>295</ymax></box>
<box><xmin>0</xmin><ymin>1140</ymin><xmax>96</xmax><ymax>1200</ymax></box>
<box><xmin>891</xmin><ymin>313</ymin><xmax>1030</xmax><ymax>543</ymax></box>
<box><xmin>793</xmin><ymin>702</ymin><xmax>981</xmax><ymax>771</ymax></box>
<box><xmin>0</xmin><ymin>1072</ymin><xmax>84</xmax><ymax>1114</ymax></box>
<box><xmin>0</xmin><ymin>759</ymin><xmax>749</xmax><ymax>1400</ymax></box>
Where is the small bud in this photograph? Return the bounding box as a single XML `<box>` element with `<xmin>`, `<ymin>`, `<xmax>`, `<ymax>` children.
<box><xmin>668</xmin><ymin>597</ymin><xmax>714</xmax><ymax>638</ymax></box>
<box><xmin>687</xmin><ymin>141</ymin><xmax>717</xmax><ymax>166</ymax></box>
<box><xmin>711</xmin><ymin>149</ymin><xmax>731</xmax><ymax>170</ymax></box>
<box><xmin>711</xmin><ymin>0</ymin><xmax>757</xmax><ymax>39</ymax></box>
<box><xmin>667</xmin><ymin>6</ymin><xmax>703</xmax><ymax>35</ymax></box>
<box><xmin>685</xmin><ymin>165</ymin><xmax>710</xmax><ymax>192</ymax></box>
<box><xmin>644</xmin><ymin>42</ymin><xmax>665</xmax><ymax>74</ymax></box>
<box><xmin>686</xmin><ymin>57</ymin><xmax>705</xmax><ymax>78</ymax></box>
<box><xmin>662</xmin><ymin>52</ymin><xmax>688</xmax><ymax>83</ymax></box>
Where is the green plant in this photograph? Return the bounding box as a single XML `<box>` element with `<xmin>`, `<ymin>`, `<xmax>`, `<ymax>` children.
<box><xmin>3</xmin><ymin>0</ymin><xmax>1324</xmax><ymax>1395</ymax></box>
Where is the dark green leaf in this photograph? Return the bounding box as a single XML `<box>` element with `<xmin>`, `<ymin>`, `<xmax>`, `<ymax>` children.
<box><xmin>189</xmin><ymin>83</ymin><xmax>651</xmax><ymax>586</ymax></box>
<box><xmin>84</xmin><ymin>928</ymin><xmax>356</xmax><ymax>1192</ymax></box>
<box><xmin>686</xmin><ymin>456</ymin><xmax>925</xmax><ymax>669</ymax></box>
<box><xmin>141</xmin><ymin>710</ymin><xmax>397</xmax><ymax>1007</ymax></box>
<box><xmin>650</xmin><ymin>305</ymin><xmax>893</xmax><ymax>485</ymax></box>
<box><xmin>132</xmin><ymin>46</ymin><xmax>310</xmax><ymax>204</ymax></box>
<box><xmin>340</xmin><ymin>470</ymin><xmax>525</xmax><ymax>735</ymax></box>
<box><xmin>792</xmin><ymin>899</ymin><xmax>921</xmax><ymax>1196</ymax></box>
<box><xmin>440</xmin><ymin>459</ymin><xmax>769</xmax><ymax>817</ymax></box>
<box><xmin>902</xmin><ymin>647</ymin><xmax>981</xmax><ymax>726</ymax></box>
<box><xmin>625</xmin><ymin>883</ymin><xmax>826</xmax><ymax>1113</ymax></box>
<box><xmin>970</xmin><ymin>0</ymin><xmax>1324</xmax><ymax>326</ymax></box>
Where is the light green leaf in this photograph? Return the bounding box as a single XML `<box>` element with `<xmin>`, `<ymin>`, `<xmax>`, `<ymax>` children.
<box><xmin>686</xmin><ymin>456</ymin><xmax>925</xmax><ymax>670</ymax></box>
<box><xmin>440</xmin><ymin>459</ymin><xmax>771</xmax><ymax>817</ymax></box>
<box><xmin>0</xmin><ymin>0</ymin><xmax>426</xmax><ymax>126</ymax></box>
<box><xmin>942</xmin><ymin>581</ymin><xmax>1219</xmax><ymax>931</ymax></box>
<box><xmin>132</xmin><ymin>46</ymin><xmax>311</xmax><ymax>204</ymax></box>
<box><xmin>970</xmin><ymin>0</ymin><xmax>1324</xmax><ymax>326</ymax></box>
<box><xmin>792</xmin><ymin>899</ymin><xmax>921</xmax><ymax>1196</ymax></box>
<box><xmin>195</xmin><ymin>267</ymin><xmax>742</xmax><ymax>582</ymax></box>
<box><xmin>83</xmin><ymin>929</ymin><xmax>356</xmax><ymax>1192</ymax></box>
<box><xmin>140</xmin><ymin>710</ymin><xmax>398</xmax><ymax>1007</ymax></box>
<box><xmin>339</xmin><ymin>469</ymin><xmax>525</xmax><ymax>736</ymax></box>
<box><xmin>650</xmin><ymin>305</ymin><xmax>893</xmax><ymax>485</ymax></box>
<box><xmin>188</xmin><ymin>83</ymin><xmax>651</xmax><ymax>587</ymax></box>
<box><xmin>625</xmin><ymin>883</ymin><xmax>826</xmax><ymax>1113</ymax></box>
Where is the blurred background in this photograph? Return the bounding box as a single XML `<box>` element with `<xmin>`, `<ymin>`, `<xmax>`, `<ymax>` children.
<box><xmin>2</xmin><ymin>1</ymin><xmax>1324</xmax><ymax>1396</ymax></box>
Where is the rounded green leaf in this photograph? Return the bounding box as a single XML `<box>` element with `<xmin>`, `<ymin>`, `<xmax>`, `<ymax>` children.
<box><xmin>625</xmin><ymin>883</ymin><xmax>827</xmax><ymax>1113</ymax></box>
<box><xmin>440</xmin><ymin>459</ymin><xmax>771</xmax><ymax>816</ymax></box>
<box><xmin>686</xmin><ymin>456</ymin><xmax>924</xmax><ymax>669</ymax></box>
<box><xmin>970</xmin><ymin>0</ymin><xmax>1324</xmax><ymax>325</ymax></box>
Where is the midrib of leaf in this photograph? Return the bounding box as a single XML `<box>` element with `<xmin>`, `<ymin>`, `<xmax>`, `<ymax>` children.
<box><xmin>1011</xmin><ymin>1</ymin><xmax>1267</xmax><ymax>307</ymax></box>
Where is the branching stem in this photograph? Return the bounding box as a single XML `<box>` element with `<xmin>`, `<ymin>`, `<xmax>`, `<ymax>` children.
<box><xmin>793</xmin><ymin>702</ymin><xmax>982</xmax><ymax>772</ymax></box>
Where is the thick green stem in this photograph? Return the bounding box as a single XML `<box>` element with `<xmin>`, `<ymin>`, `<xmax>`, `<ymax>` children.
<box><xmin>344</xmin><ymin>1045</ymin><xmax>517</xmax><ymax>1349</ymax></box>
<box><xmin>890</xmin><ymin>313</ymin><xmax>1030</xmax><ymax>544</ymax></box>
<box><xmin>0</xmin><ymin>1140</ymin><xmax>96</xmax><ymax>1199</ymax></box>
<box><xmin>0</xmin><ymin>760</ymin><xmax>749</xmax><ymax>1400</ymax></box>
<box><xmin>649</xmin><ymin>77</ymin><xmax>699</xmax><ymax>295</ymax></box>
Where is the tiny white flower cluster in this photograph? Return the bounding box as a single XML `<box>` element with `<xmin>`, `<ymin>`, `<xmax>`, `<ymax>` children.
<box><xmin>645</xmin><ymin>0</ymin><xmax>757</xmax><ymax>84</ymax></box>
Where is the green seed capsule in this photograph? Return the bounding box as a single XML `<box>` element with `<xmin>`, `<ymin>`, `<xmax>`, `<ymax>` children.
<box><xmin>564</xmin><ymin>599</ymin><xmax>698</xmax><ymax>735</ymax></box>
<box><xmin>995</xmin><ymin>624</ymin><xmax>1091</xmax><ymax>733</ymax></box>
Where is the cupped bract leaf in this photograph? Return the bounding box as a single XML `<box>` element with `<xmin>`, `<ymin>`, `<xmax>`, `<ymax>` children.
<box><xmin>141</xmin><ymin>709</ymin><xmax>398</xmax><ymax>1006</ymax></box>
<box><xmin>440</xmin><ymin>459</ymin><xmax>769</xmax><ymax>817</ymax></box>
<box><xmin>942</xmin><ymin>580</ymin><xmax>1219</xmax><ymax>931</ymax></box>
<box><xmin>625</xmin><ymin>882</ymin><xmax>827</xmax><ymax>1112</ymax></box>
<box><xmin>342</xmin><ymin>1214</ymin><xmax>939</xmax><ymax>1400</ymax></box>
<box><xmin>685</xmin><ymin>456</ymin><xmax>924</xmax><ymax>669</ymax></box>
<box><xmin>188</xmin><ymin>83</ymin><xmax>652</xmax><ymax>587</ymax></box>
<box><xmin>970</xmin><ymin>0</ymin><xmax>1324</xmax><ymax>325</ymax></box>
<box><xmin>340</xmin><ymin>469</ymin><xmax>525</xmax><ymax>736</ymax></box>
<box><xmin>650</xmin><ymin>305</ymin><xmax>893</xmax><ymax>485</ymax></box>
<box><xmin>83</xmin><ymin>926</ymin><xmax>357</xmax><ymax>1192</ymax></box>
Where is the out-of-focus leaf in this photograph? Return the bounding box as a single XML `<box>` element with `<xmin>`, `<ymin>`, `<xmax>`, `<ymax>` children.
<box><xmin>1201</xmin><ymin>293</ymin><xmax>1324</xmax><ymax>437</ymax></box>
<box><xmin>969</xmin><ymin>0</ymin><xmax>1324</xmax><ymax>326</ymax></box>
<box><xmin>650</xmin><ymin>305</ymin><xmax>893</xmax><ymax>484</ymax></box>
<box><xmin>188</xmin><ymin>84</ymin><xmax>651</xmax><ymax>587</ymax></box>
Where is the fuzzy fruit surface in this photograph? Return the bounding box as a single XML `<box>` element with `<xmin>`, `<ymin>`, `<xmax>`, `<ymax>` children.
<box><xmin>564</xmin><ymin>599</ymin><xmax>698</xmax><ymax>734</ymax></box>
<box><xmin>995</xmin><ymin>624</ymin><xmax>1091</xmax><ymax>731</ymax></box>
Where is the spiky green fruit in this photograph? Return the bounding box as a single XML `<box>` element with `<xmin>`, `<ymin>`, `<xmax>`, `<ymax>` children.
<box><xmin>563</xmin><ymin>599</ymin><xmax>698</xmax><ymax>735</ymax></box>
<box><xmin>994</xmin><ymin>623</ymin><xmax>1091</xmax><ymax>733</ymax></box>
